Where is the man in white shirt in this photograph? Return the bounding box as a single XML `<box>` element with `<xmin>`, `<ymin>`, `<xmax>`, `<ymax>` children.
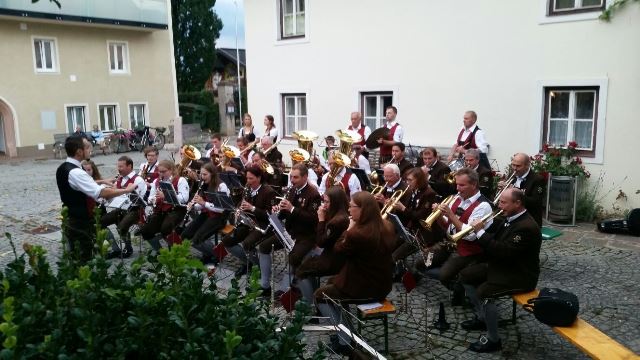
<box><xmin>448</xmin><ymin>110</ymin><xmax>490</xmax><ymax>168</ymax></box>
<box><xmin>376</xmin><ymin>106</ymin><xmax>405</xmax><ymax>166</ymax></box>
<box><xmin>318</xmin><ymin>151</ymin><xmax>362</xmax><ymax>197</ymax></box>
<box><xmin>101</xmin><ymin>155</ymin><xmax>148</xmax><ymax>259</ymax></box>
<box><xmin>346</xmin><ymin>111</ymin><xmax>372</xmax><ymax>152</ymax></box>
<box><xmin>56</xmin><ymin>137</ymin><xmax>136</xmax><ymax>262</ymax></box>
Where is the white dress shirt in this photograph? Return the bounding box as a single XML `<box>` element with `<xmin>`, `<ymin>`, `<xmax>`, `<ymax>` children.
<box><xmin>118</xmin><ymin>170</ymin><xmax>148</xmax><ymax>199</ymax></box>
<box><xmin>346</xmin><ymin>123</ymin><xmax>372</xmax><ymax>142</ymax></box>
<box><xmin>357</xmin><ymin>154</ymin><xmax>371</xmax><ymax>174</ymax></box>
<box><xmin>148</xmin><ymin>176</ymin><xmax>190</xmax><ymax>206</ymax></box>
<box><xmin>444</xmin><ymin>191</ymin><xmax>493</xmax><ymax>241</ymax></box>
<box><xmin>194</xmin><ymin>182</ymin><xmax>230</xmax><ymax>214</ymax></box>
<box><xmin>458</xmin><ymin>124</ymin><xmax>489</xmax><ymax>154</ymax></box>
<box><xmin>66</xmin><ymin>157</ymin><xmax>104</xmax><ymax>200</ymax></box>
<box><xmin>318</xmin><ymin>167</ymin><xmax>362</xmax><ymax>195</ymax></box>
<box><xmin>264</xmin><ymin>127</ymin><xmax>279</xmax><ymax>141</ymax></box>
<box><xmin>138</xmin><ymin>161</ymin><xmax>158</xmax><ymax>177</ymax></box>
<box><xmin>385</xmin><ymin>120</ymin><xmax>404</xmax><ymax>142</ymax></box>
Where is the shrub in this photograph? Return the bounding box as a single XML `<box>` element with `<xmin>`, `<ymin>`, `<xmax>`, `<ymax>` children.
<box><xmin>0</xmin><ymin>234</ymin><xmax>317</xmax><ymax>359</ymax></box>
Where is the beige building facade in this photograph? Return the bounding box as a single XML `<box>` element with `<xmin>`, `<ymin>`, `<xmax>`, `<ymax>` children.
<box><xmin>244</xmin><ymin>0</ymin><xmax>640</xmax><ymax>210</ymax></box>
<box><xmin>0</xmin><ymin>0</ymin><xmax>178</xmax><ymax>158</ymax></box>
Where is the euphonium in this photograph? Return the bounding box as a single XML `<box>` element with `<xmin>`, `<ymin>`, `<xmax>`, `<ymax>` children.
<box><xmin>177</xmin><ymin>145</ymin><xmax>201</xmax><ymax>176</ymax></box>
<box><xmin>335</xmin><ymin>129</ymin><xmax>362</xmax><ymax>158</ymax></box>
<box><xmin>326</xmin><ymin>151</ymin><xmax>351</xmax><ymax>187</ymax></box>
<box><xmin>420</xmin><ymin>194</ymin><xmax>456</xmax><ymax>230</ymax></box>
<box><xmin>219</xmin><ymin>145</ymin><xmax>240</xmax><ymax>169</ymax></box>
<box><xmin>381</xmin><ymin>188</ymin><xmax>407</xmax><ymax>220</ymax></box>
<box><xmin>447</xmin><ymin>210</ymin><xmax>504</xmax><ymax>244</ymax></box>
<box><xmin>291</xmin><ymin>130</ymin><xmax>318</xmax><ymax>154</ymax></box>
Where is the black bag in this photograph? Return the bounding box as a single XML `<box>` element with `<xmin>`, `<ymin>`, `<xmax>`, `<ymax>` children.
<box><xmin>522</xmin><ymin>288</ymin><xmax>579</xmax><ymax>327</ymax></box>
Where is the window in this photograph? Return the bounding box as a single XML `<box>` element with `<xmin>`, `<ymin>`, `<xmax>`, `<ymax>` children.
<box><xmin>361</xmin><ymin>92</ymin><xmax>393</xmax><ymax>130</ymax></box>
<box><xmin>98</xmin><ymin>104</ymin><xmax>118</xmax><ymax>131</ymax></box>
<box><xmin>65</xmin><ymin>106</ymin><xmax>86</xmax><ymax>133</ymax></box>
<box><xmin>33</xmin><ymin>37</ymin><xmax>58</xmax><ymax>73</ymax></box>
<box><xmin>282</xmin><ymin>94</ymin><xmax>307</xmax><ymax>136</ymax></box>
<box><xmin>129</xmin><ymin>103</ymin><xmax>147</xmax><ymax>129</ymax></box>
<box><xmin>548</xmin><ymin>0</ymin><xmax>604</xmax><ymax>16</ymax></box>
<box><xmin>543</xmin><ymin>87</ymin><xmax>599</xmax><ymax>156</ymax></box>
<box><xmin>108</xmin><ymin>41</ymin><xmax>129</xmax><ymax>73</ymax></box>
<box><xmin>280</xmin><ymin>0</ymin><xmax>305</xmax><ymax>39</ymax></box>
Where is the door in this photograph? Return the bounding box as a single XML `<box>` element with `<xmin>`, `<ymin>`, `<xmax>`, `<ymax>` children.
<box><xmin>0</xmin><ymin>113</ymin><xmax>6</xmax><ymax>153</ymax></box>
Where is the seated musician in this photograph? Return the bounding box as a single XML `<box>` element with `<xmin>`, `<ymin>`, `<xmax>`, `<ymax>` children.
<box><xmin>288</xmin><ymin>159</ymin><xmax>319</xmax><ymax>189</ymax></box>
<box><xmin>391</xmin><ymin>142</ymin><xmax>414</xmax><ymax>179</ymax></box>
<box><xmin>390</xmin><ymin>168</ymin><xmax>437</xmax><ymax>265</ymax></box>
<box><xmin>181</xmin><ymin>162</ymin><xmax>230</xmax><ymax>264</ymax></box>
<box><xmin>351</xmin><ymin>144</ymin><xmax>371</xmax><ymax>174</ymax></box>
<box><xmin>260</xmin><ymin>136</ymin><xmax>284</xmax><ymax>171</ymax></box>
<box><xmin>236</xmin><ymin>136</ymin><xmax>251</xmax><ymax>167</ymax></box>
<box><xmin>139</xmin><ymin>160</ymin><xmax>189</xmax><ymax>252</ymax></box>
<box><xmin>318</xmin><ymin>150</ymin><xmax>362</xmax><ymax>197</ymax></box>
<box><xmin>459</xmin><ymin>188</ymin><xmax>542</xmax><ymax>353</ymax></box>
<box><xmin>373</xmin><ymin>163</ymin><xmax>407</xmax><ymax>208</ymax></box>
<box><xmin>139</xmin><ymin>146</ymin><xmax>160</xmax><ymax>189</ymax></box>
<box><xmin>320</xmin><ymin>135</ymin><xmax>337</xmax><ymax>168</ymax></box>
<box><xmin>464</xmin><ymin>149</ymin><xmax>494</xmax><ymax>199</ymax></box>
<box><xmin>257</xmin><ymin>163</ymin><xmax>322</xmax><ymax>297</ymax></box>
<box><xmin>314</xmin><ymin>191</ymin><xmax>395</xmax><ymax>356</ymax></box>
<box><xmin>431</xmin><ymin>168</ymin><xmax>492</xmax><ymax>299</ymax></box>
<box><xmin>100</xmin><ymin>156</ymin><xmax>147</xmax><ymax>259</ymax></box>
<box><xmin>296</xmin><ymin>186</ymin><xmax>350</xmax><ymax>303</ymax></box>
<box><xmin>204</xmin><ymin>133</ymin><xmax>223</xmax><ymax>159</ymax></box>
<box><xmin>500</xmin><ymin>153</ymin><xmax>545</xmax><ymax>227</ymax></box>
<box><xmin>419</xmin><ymin>147</ymin><xmax>452</xmax><ymax>197</ymax></box>
<box><xmin>222</xmin><ymin>165</ymin><xmax>276</xmax><ymax>276</ymax></box>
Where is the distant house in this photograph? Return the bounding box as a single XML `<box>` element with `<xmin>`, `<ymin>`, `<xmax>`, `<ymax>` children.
<box><xmin>244</xmin><ymin>0</ymin><xmax>640</xmax><ymax>209</ymax></box>
<box><xmin>0</xmin><ymin>0</ymin><xmax>179</xmax><ymax>158</ymax></box>
<box><xmin>206</xmin><ymin>48</ymin><xmax>246</xmax><ymax>92</ymax></box>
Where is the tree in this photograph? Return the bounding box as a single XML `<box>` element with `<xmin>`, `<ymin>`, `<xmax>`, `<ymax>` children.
<box><xmin>172</xmin><ymin>0</ymin><xmax>223</xmax><ymax>92</ymax></box>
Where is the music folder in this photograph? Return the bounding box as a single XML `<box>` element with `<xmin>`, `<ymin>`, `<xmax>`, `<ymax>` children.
<box><xmin>203</xmin><ymin>191</ymin><xmax>235</xmax><ymax>211</ymax></box>
<box><xmin>387</xmin><ymin>213</ymin><xmax>414</xmax><ymax>244</ymax></box>
<box><xmin>268</xmin><ymin>213</ymin><xmax>293</xmax><ymax>252</ymax></box>
<box><xmin>230</xmin><ymin>157</ymin><xmax>245</xmax><ymax>171</ymax></box>
<box><xmin>159</xmin><ymin>181</ymin><xmax>182</xmax><ymax>206</ymax></box>
<box><xmin>349</xmin><ymin>168</ymin><xmax>371</xmax><ymax>189</ymax></box>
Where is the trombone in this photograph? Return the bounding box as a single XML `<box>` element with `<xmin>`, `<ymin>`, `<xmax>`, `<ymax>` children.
<box><xmin>420</xmin><ymin>194</ymin><xmax>456</xmax><ymax>230</ymax></box>
<box><xmin>493</xmin><ymin>172</ymin><xmax>516</xmax><ymax>205</ymax></box>
<box><xmin>447</xmin><ymin>209</ymin><xmax>504</xmax><ymax>244</ymax></box>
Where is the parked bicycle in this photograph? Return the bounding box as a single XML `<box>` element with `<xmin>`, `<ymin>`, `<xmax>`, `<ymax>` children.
<box><xmin>130</xmin><ymin>126</ymin><xmax>166</xmax><ymax>151</ymax></box>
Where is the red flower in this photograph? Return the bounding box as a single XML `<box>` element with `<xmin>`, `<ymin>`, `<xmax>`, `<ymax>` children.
<box><xmin>541</xmin><ymin>171</ymin><xmax>550</xmax><ymax>180</ymax></box>
<box><xmin>575</xmin><ymin>157</ymin><xmax>582</xmax><ymax>165</ymax></box>
<box><xmin>534</xmin><ymin>154</ymin><xmax>543</xmax><ymax>161</ymax></box>
<box><xmin>542</xmin><ymin>143</ymin><xmax>550</xmax><ymax>153</ymax></box>
<box><xmin>551</xmin><ymin>149</ymin><xmax>561</xmax><ymax>157</ymax></box>
<box><xmin>568</xmin><ymin>141</ymin><xmax>578</xmax><ymax>149</ymax></box>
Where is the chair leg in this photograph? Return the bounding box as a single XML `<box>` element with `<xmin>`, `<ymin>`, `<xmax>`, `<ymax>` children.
<box><xmin>512</xmin><ymin>299</ymin><xmax>517</xmax><ymax>324</ymax></box>
<box><xmin>383</xmin><ymin>315</ymin><xmax>389</xmax><ymax>355</ymax></box>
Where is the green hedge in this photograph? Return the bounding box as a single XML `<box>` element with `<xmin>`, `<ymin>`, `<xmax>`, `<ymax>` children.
<box><xmin>179</xmin><ymin>90</ymin><xmax>220</xmax><ymax>131</ymax></box>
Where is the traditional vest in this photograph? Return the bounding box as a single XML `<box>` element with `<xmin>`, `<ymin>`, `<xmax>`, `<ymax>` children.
<box><xmin>379</xmin><ymin>123</ymin><xmax>399</xmax><ymax>156</ymax></box>
<box><xmin>116</xmin><ymin>174</ymin><xmax>138</xmax><ymax>189</ymax></box>
<box><xmin>448</xmin><ymin>195</ymin><xmax>488</xmax><ymax>257</ymax></box>
<box><xmin>56</xmin><ymin>162</ymin><xmax>93</xmax><ymax>220</ymax></box>
<box><xmin>348</xmin><ymin>124</ymin><xmax>367</xmax><ymax>146</ymax></box>
<box><xmin>325</xmin><ymin>172</ymin><xmax>353</xmax><ymax>198</ymax></box>
<box><xmin>456</xmin><ymin>126</ymin><xmax>480</xmax><ymax>150</ymax></box>
<box><xmin>155</xmin><ymin>176</ymin><xmax>181</xmax><ymax>212</ymax></box>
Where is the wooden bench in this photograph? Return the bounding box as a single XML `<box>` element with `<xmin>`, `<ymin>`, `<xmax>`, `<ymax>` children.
<box><xmin>512</xmin><ymin>290</ymin><xmax>638</xmax><ymax>360</ymax></box>
<box><xmin>356</xmin><ymin>299</ymin><xmax>396</xmax><ymax>355</ymax></box>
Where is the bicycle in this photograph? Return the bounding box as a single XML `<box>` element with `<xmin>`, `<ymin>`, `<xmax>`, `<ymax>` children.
<box><xmin>109</xmin><ymin>129</ymin><xmax>136</xmax><ymax>154</ymax></box>
<box><xmin>130</xmin><ymin>126</ymin><xmax>166</xmax><ymax>152</ymax></box>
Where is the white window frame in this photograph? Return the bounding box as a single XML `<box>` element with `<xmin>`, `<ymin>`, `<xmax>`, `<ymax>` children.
<box><xmin>96</xmin><ymin>103</ymin><xmax>120</xmax><ymax>132</ymax></box>
<box><xmin>281</xmin><ymin>93</ymin><xmax>307</xmax><ymax>137</ymax></box>
<box><xmin>107</xmin><ymin>40</ymin><xmax>130</xmax><ymax>75</ymax></box>
<box><xmin>536</xmin><ymin>78</ymin><xmax>608</xmax><ymax>164</ymax></box>
<box><xmin>127</xmin><ymin>102</ymin><xmax>149</xmax><ymax>129</ymax></box>
<box><xmin>539</xmin><ymin>0</ymin><xmax>610</xmax><ymax>24</ymax></box>
<box><xmin>31</xmin><ymin>36</ymin><xmax>60</xmax><ymax>74</ymax></box>
<box><xmin>546</xmin><ymin>89</ymin><xmax>597</xmax><ymax>150</ymax></box>
<box><xmin>361</xmin><ymin>92</ymin><xmax>394</xmax><ymax>130</ymax></box>
<box><xmin>64</xmin><ymin>104</ymin><xmax>89</xmax><ymax>134</ymax></box>
<box><xmin>275</xmin><ymin>0</ymin><xmax>310</xmax><ymax>45</ymax></box>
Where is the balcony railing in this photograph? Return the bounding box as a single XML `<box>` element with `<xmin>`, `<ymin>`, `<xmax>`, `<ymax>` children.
<box><xmin>0</xmin><ymin>0</ymin><xmax>168</xmax><ymax>29</ymax></box>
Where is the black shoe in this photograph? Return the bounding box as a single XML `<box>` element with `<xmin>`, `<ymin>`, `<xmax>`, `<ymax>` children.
<box><xmin>468</xmin><ymin>335</ymin><xmax>502</xmax><ymax>353</ymax></box>
<box><xmin>106</xmin><ymin>250</ymin><xmax>122</xmax><ymax>259</ymax></box>
<box><xmin>461</xmin><ymin>317</ymin><xmax>487</xmax><ymax>331</ymax></box>
<box><xmin>451</xmin><ymin>283</ymin><xmax>465</xmax><ymax>306</ymax></box>
<box><xmin>122</xmin><ymin>247</ymin><xmax>133</xmax><ymax>259</ymax></box>
<box><xmin>259</xmin><ymin>287</ymin><xmax>272</xmax><ymax>298</ymax></box>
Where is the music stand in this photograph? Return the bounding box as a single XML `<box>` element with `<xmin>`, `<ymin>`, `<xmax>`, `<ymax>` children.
<box><xmin>159</xmin><ymin>181</ymin><xmax>182</xmax><ymax>206</ymax></box>
<box><xmin>268</xmin><ymin>213</ymin><xmax>294</xmax><ymax>252</ymax></box>
<box><xmin>387</xmin><ymin>213</ymin><xmax>414</xmax><ymax>245</ymax></box>
<box><xmin>106</xmin><ymin>194</ymin><xmax>132</xmax><ymax>210</ymax></box>
<box><xmin>230</xmin><ymin>157</ymin><xmax>245</xmax><ymax>171</ymax></box>
<box><xmin>220</xmin><ymin>172</ymin><xmax>243</xmax><ymax>189</ymax></box>
<box><xmin>203</xmin><ymin>191</ymin><xmax>235</xmax><ymax>211</ymax></box>
<box><xmin>349</xmin><ymin>168</ymin><xmax>371</xmax><ymax>190</ymax></box>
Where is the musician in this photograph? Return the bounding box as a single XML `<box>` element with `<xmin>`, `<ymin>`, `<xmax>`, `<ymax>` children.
<box><xmin>459</xmin><ymin>188</ymin><xmax>542</xmax><ymax>352</ymax></box>
<box><xmin>448</xmin><ymin>110</ymin><xmax>490</xmax><ymax>168</ymax></box>
<box><xmin>56</xmin><ymin>136</ymin><xmax>136</xmax><ymax>262</ymax></box>
<box><xmin>288</xmin><ymin>161</ymin><xmax>319</xmax><ymax>189</ymax></box>
<box><xmin>139</xmin><ymin>146</ymin><xmax>160</xmax><ymax>185</ymax></box>
<box><xmin>238</xmin><ymin>113</ymin><xmax>260</xmax><ymax>139</ymax></box>
<box><xmin>100</xmin><ymin>156</ymin><xmax>148</xmax><ymax>259</ymax></box>
<box><xmin>139</xmin><ymin>160</ymin><xmax>189</xmax><ymax>252</ymax></box>
<box><xmin>81</xmin><ymin>159</ymin><xmax>111</xmax><ymax>186</ymax></box>
<box><xmin>236</xmin><ymin>136</ymin><xmax>251</xmax><ymax>166</ymax></box>
<box><xmin>433</xmin><ymin>168</ymin><xmax>492</xmax><ymax>290</ymax></box>
<box><xmin>260</xmin><ymin>136</ymin><xmax>284</xmax><ymax>170</ymax></box>
<box><xmin>296</xmin><ymin>186</ymin><xmax>350</xmax><ymax>303</ymax></box>
<box><xmin>351</xmin><ymin>144</ymin><xmax>371</xmax><ymax>174</ymax></box>
<box><xmin>391</xmin><ymin>142</ymin><xmax>414</xmax><ymax>179</ymax></box>
<box><xmin>318</xmin><ymin>150</ymin><xmax>362</xmax><ymax>198</ymax></box>
<box><xmin>346</xmin><ymin>111</ymin><xmax>371</xmax><ymax>149</ymax></box>
<box><xmin>320</xmin><ymin>135</ymin><xmax>336</xmax><ymax>167</ymax></box>
<box><xmin>263</xmin><ymin>114</ymin><xmax>279</xmax><ymax>142</ymax></box>
<box><xmin>500</xmin><ymin>153</ymin><xmax>545</xmax><ymax>227</ymax></box>
<box><xmin>464</xmin><ymin>149</ymin><xmax>494</xmax><ymax>199</ymax></box>
<box><xmin>204</xmin><ymin>133</ymin><xmax>223</xmax><ymax>159</ymax></box>
<box><xmin>181</xmin><ymin>162</ymin><xmax>230</xmax><ymax>264</ymax></box>
<box><xmin>391</xmin><ymin>168</ymin><xmax>438</xmax><ymax>263</ymax></box>
<box><xmin>314</xmin><ymin>191</ymin><xmax>395</xmax><ymax>356</ymax></box>
<box><xmin>420</xmin><ymin>147</ymin><xmax>452</xmax><ymax>196</ymax></box>
<box><xmin>373</xmin><ymin>164</ymin><xmax>407</xmax><ymax>207</ymax></box>
<box><xmin>257</xmin><ymin>163</ymin><xmax>322</xmax><ymax>296</ymax></box>
<box><xmin>376</xmin><ymin>106</ymin><xmax>404</xmax><ymax>166</ymax></box>
<box><xmin>223</xmin><ymin>165</ymin><xmax>276</xmax><ymax>275</ymax></box>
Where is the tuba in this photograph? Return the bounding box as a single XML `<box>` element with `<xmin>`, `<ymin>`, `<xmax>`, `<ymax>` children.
<box><xmin>326</xmin><ymin>151</ymin><xmax>351</xmax><ymax>187</ymax></box>
<box><xmin>335</xmin><ymin>129</ymin><xmax>362</xmax><ymax>158</ymax></box>
<box><xmin>292</xmin><ymin>130</ymin><xmax>318</xmax><ymax>155</ymax></box>
<box><xmin>177</xmin><ymin>145</ymin><xmax>201</xmax><ymax>176</ymax></box>
<box><xmin>219</xmin><ymin>145</ymin><xmax>241</xmax><ymax>170</ymax></box>
<box><xmin>289</xmin><ymin>148</ymin><xmax>311</xmax><ymax>164</ymax></box>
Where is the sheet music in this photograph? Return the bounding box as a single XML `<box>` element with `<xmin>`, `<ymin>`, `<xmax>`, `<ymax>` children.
<box><xmin>357</xmin><ymin>303</ymin><xmax>383</xmax><ymax>312</ymax></box>
<box><xmin>106</xmin><ymin>195</ymin><xmax>131</xmax><ymax>210</ymax></box>
<box><xmin>159</xmin><ymin>181</ymin><xmax>181</xmax><ymax>206</ymax></box>
<box><xmin>268</xmin><ymin>213</ymin><xmax>294</xmax><ymax>252</ymax></box>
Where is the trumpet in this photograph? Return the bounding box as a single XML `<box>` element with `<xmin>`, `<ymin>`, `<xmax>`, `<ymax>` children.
<box><xmin>493</xmin><ymin>172</ymin><xmax>517</xmax><ymax>205</ymax></box>
<box><xmin>447</xmin><ymin>209</ymin><xmax>504</xmax><ymax>244</ymax></box>
<box><xmin>380</xmin><ymin>188</ymin><xmax>407</xmax><ymax>220</ymax></box>
<box><xmin>370</xmin><ymin>184</ymin><xmax>385</xmax><ymax>195</ymax></box>
<box><xmin>420</xmin><ymin>194</ymin><xmax>456</xmax><ymax>230</ymax></box>
<box><xmin>446</xmin><ymin>158</ymin><xmax>465</xmax><ymax>184</ymax></box>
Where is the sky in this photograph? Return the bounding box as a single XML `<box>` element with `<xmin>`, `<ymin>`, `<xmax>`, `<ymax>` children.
<box><xmin>213</xmin><ymin>0</ymin><xmax>246</xmax><ymax>49</ymax></box>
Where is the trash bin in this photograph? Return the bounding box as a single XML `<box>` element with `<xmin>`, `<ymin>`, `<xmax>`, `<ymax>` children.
<box><xmin>546</xmin><ymin>175</ymin><xmax>578</xmax><ymax>226</ymax></box>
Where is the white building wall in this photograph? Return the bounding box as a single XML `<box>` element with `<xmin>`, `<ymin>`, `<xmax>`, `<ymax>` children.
<box><xmin>245</xmin><ymin>0</ymin><xmax>640</xmax><ymax>209</ymax></box>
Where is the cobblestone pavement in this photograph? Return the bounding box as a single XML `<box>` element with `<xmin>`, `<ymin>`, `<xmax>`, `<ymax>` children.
<box><xmin>1</xmin><ymin>152</ymin><xmax>639</xmax><ymax>359</ymax></box>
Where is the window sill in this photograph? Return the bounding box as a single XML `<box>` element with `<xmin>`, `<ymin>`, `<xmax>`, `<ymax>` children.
<box><xmin>35</xmin><ymin>70</ymin><xmax>60</xmax><ymax>75</ymax></box>
<box><xmin>274</xmin><ymin>36</ymin><xmax>309</xmax><ymax>46</ymax></box>
<box><xmin>109</xmin><ymin>71</ymin><xmax>131</xmax><ymax>76</ymax></box>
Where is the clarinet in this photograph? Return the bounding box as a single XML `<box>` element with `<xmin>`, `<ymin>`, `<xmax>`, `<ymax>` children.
<box><xmin>274</xmin><ymin>186</ymin><xmax>295</xmax><ymax>216</ymax></box>
<box><xmin>178</xmin><ymin>180</ymin><xmax>205</xmax><ymax>228</ymax></box>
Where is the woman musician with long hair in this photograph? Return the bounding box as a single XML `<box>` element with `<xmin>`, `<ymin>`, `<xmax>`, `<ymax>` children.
<box><xmin>222</xmin><ymin>164</ymin><xmax>276</xmax><ymax>276</ymax></box>
<box><xmin>295</xmin><ymin>186</ymin><xmax>350</xmax><ymax>303</ymax></box>
<box><xmin>181</xmin><ymin>162</ymin><xmax>230</xmax><ymax>264</ymax></box>
<box><xmin>314</xmin><ymin>191</ymin><xmax>395</xmax><ymax>356</ymax></box>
